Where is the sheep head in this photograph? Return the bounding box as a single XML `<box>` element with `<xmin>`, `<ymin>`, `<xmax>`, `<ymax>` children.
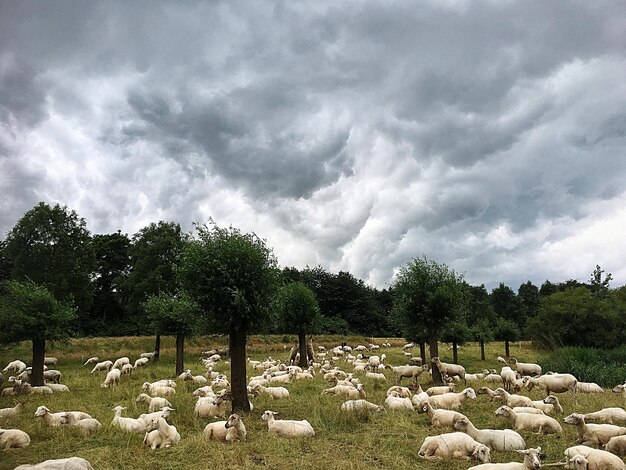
<box><xmin>515</xmin><ymin>447</ymin><xmax>543</xmax><ymax>470</ymax></box>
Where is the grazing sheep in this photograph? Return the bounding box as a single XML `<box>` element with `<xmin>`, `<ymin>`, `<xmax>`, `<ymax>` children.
<box><xmin>2</xmin><ymin>360</ymin><xmax>27</xmax><ymax>375</ymax></box>
<box><xmin>14</xmin><ymin>457</ymin><xmax>93</xmax><ymax>469</ymax></box>
<box><xmin>509</xmin><ymin>358</ymin><xmax>542</xmax><ymax>377</ymax></box>
<box><xmin>0</xmin><ymin>402</ymin><xmax>25</xmax><ymax>419</ymax></box>
<box><xmin>43</xmin><ymin>370</ymin><xmax>61</xmax><ymax>383</ymax></box>
<box><xmin>261</xmin><ymin>410</ymin><xmax>315</xmax><ymax>438</ymax></box>
<box><xmin>452</xmin><ymin>416</ymin><xmax>526</xmax><ymax>451</ymax></box>
<box><xmin>563</xmin><ymin>413</ymin><xmax>626</xmax><ymax>447</ymax></box>
<box><xmin>385</xmin><ymin>365</ymin><xmax>429</xmax><ymax>385</ymax></box>
<box><xmin>495</xmin><ymin>406</ymin><xmax>562</xmax><ymax>434</ymax></box>
<box><xmin>203</xmin><ymin>413</ymin><xmax>247</xmax><ymax>443</ymax></box>
<box><xmin>340</xmin><ymin>400</ymin><xmax>384</xmax><ymax>412</ymax></box>
<box><xmin>418</xmin><ymin>432</ymin><xmax>491</xmax><ymax>463</ymax></box>
<box><xmin>431</xmin><ymin>357</ymin><xmax>466</xmax><ymax>383</ymax></box>
<box><xmin>83</xmin><ymin>357</ymin><xmax>99</xmax><ymax>366</ymax></box>
<box><xmin>90</xmin><ymin>360</ymin><xmax>113</xmax><ymax>373</ymax></box>
<box><xmin>112</xmin><ymin>357</ymin><xmax>130</xmax><ymax>370</ymax></box>
<box><xmin>426</xmin><ymin>387</ymin><xmax>476</xmax><ymax>411</ymax></box>
<box><xmin>420</xmin><ymin>402</ymin><xmax>466</xmax><ymax>429</ymax></box>
<box><xmin>100</xmin><ymin>368</ymin><xmax>121</xmax><ymax>388</ymax></box>
<box><xmin>0</xmin><ymin>428</ymin><xmax>30</xmax><ymax>449</ymax></box>
<box><xmin>583</xmin><ymin>408</ymin><xmax>626</xmax><ymax>425</ymax></box>
<box><xmin>564</xmin><ymin>445</ymin><xmax>626</xmax><ymax>470</ymax></box>
<box><xmin>120</xmin><ymin>364</ymin><xmax>133</xmax><ymax>376</ymax></box>
<box><xmin>136</xmin><ymin>394</ymin><xmax>173</xmax><ymax>413</ymax></box>
<box><xmin>466</xmin><ymin>447</ymin><xmax>544</xmax><ymax>470</ymax></box>
<box><xmin>477</xmin><ymin>386</ymin><xmax>499</xmax><ymax>401</ymax></box>
<box><xmin>143</xmin><ymin>416</ymin><xmax>181</xmax><ymax>449</ymax></box>
<box><xmin>524</xmin><ymin>373</ymin><xmax>577</xmax><ymax>397</ymax></box>
<box><xmin>384</xmin><ymin>391</ymin><xmax>413</xmax><ymax>411</ymax></box>
<box><xmin>134</xmin><ymin>358</ymin><xmax>149</xmax><ymax>369</ymax></box>
<box><xmin>43</xmin><ymin>357</ymin><xmax>58</xmax><ymax>367</ymax></box>
<box><xmin>111</xmin><ymin>406</ymin><xmax>148</xmax><ymax>433</ymax></box>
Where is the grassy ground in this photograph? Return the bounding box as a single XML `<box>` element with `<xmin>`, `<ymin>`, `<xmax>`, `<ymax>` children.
<box><xmin>1</xmin><ymin>336</ymin><xmax>624</xmax><ymax>469</ymax></box>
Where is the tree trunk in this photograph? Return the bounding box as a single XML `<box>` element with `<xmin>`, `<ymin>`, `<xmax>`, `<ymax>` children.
<box><xmin>452</xmin><ymin>341</ymin><xmax>458</xmax><ymax>364</ymax></box>
<box><xmin>419</xmin><ymin>342</ymin><xmax>426</xmax><ymax>365</ymax></box>
<box><xmin>505</xmin><ymin>340</ymin><xmax>510</xmax><ymax>358</ymax></box>
<box><xmin>298</xmin><ymin>331</ymin><xmax>308</xmax><ymax>369</ymax></box>
<box><xmin>154</xmin><ymin>334</ymin><xmax>161</xmax><ymax>363</ymax></box>
<box><xmin>175</xmin><ymin>333</ymin><xmax>185</xmax><ymax>376</ymax></box>
<box><xmin>428</xmin><ymin>335</ymin><xmax>442</xmax><ymax>385</ymax></box>
<box><xmin>480</xmin><ymin>340</ymin><xmax>486</xmax><ymax>361</ymax></box>
<box><xmin>31</xmin><ymin>338</ymin><xmax>45</xmax><ymax>386</ymax></box>
<box><xmin>230</xmin><ymin>326</ymin><xmax>250</xmax><ymax>413</ymax></box>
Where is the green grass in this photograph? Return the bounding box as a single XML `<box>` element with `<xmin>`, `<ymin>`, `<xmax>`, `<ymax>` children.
<box><xmin>1</xmin><ymin>337</ymin><xmax>625</xmax><ymax>469</ymax></box>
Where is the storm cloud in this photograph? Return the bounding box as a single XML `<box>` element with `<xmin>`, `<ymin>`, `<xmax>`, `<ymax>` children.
<box><xmin>1</xmin><ymin>0</ymin><xmax>625</xmax><ymax>289</ymax></box>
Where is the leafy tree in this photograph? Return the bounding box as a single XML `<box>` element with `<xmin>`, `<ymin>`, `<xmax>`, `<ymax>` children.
<box><xmin>179</xmin><ymin>222</ymin><xmax>278</xmax><ymax>412</ymax></box>
<box><xmin>392</xmin><ymin>257</ymin><xmax>465</xmax><ymax>384</ymax></box>
<box><xmin>589</xmin><ymin>265</ymin><xmax>612</xmax><ymax>296</ymax></box>
<box><xmin>126</xmin><ymin>221</ymin><xmax>186</xmax><ymax>359</ymax></box>
<box><xmin>493</xmin><ymin>317</ymin><xmax>520</xmax><ymax>357</ymax></box>
<box><xmin>0</xmin><ymin>240</ymin><xmax>12</xmax><ymax>283</ymax></box>
<box><xmin>464</xmin><ymin>283</ymin><xmax>497</xmax><ymax>326</ymax></box>
<box><xmin>143</xmin><ymin>292</ymin><xmax>202</xmax><ymax>375</ymax></box>
<box><xmin>89</xmin><ymin>232</ymin><xmax>131</xmax><ymax>335</ymax></box>
<box><xmin>490</xmin><ymin>283</ymin><xmax>525</xmax><ymax>332</ymax></box>
<box><xmin>3</xmin><ymin>202</ymin><xmax>95</xmax><ymax>320</ymax></box>
<box><xmin>274</xmin><ymin>282</ymin><xmax>320</xmax><ymax>368</ymax></box>
<box><xmin>539</xmin><ymin>280</ymin><xmax>558</xmax><ymax>297</ymax></box>
<box><xmin>0</xmin><ymin>280</ymin><xmax>75</xmax><ymax>385</ymax></box>
<box><xmin>471</xmin><ymin>319</ymin><xmax>494</xmax><ymax>361</ymax></box>
<box><xmin>440</xmin><ymin>321</ymin><xmax>471</xmax><ymax>364</ymax></box>
<box><xmin>517</xmin><ymin>281</ymin><xmax>540</xmax><ymax>320</ymax></box>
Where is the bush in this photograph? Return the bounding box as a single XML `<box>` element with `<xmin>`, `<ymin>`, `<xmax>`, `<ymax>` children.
<box><xmin>539</xmin><ymin>346</ymin><xmax>626</xmax><ymax>387</ymax></box>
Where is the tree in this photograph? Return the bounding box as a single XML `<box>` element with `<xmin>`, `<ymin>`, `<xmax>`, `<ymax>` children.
<box><xmin>392</xmin><ymin>257</ymin><xmax>465</xmax><ymax>384</ymax></box>
<box><xmin>517</xmin><ymin>281</ymin><xmax>540</xmax><ymax>320</ymax></box>
<box><xmin>3</xmin><ymin>202</ymin><xmax>95</xmax><ymax>320</ymax></box>
<box><xmin>539</xmin><ymin>280</ymin><xmax>558</xmax><ymax>297</ymax></box>
<box><xmin>0</xmin><ymin>280</ymin><xmax>75</xmax><ymax>386</ymax></box>
<box><xmin>490</xmin><ymin>283</ymin><xmax>525</xmax><ymax>332</ymax></box>
<box><xmin>440</xmin><ymin>321</ymin><xmax>471</xmax><ymax>364</ymax></box>
<box><xmin>465</xmin><ymin>283</ymin><xmax>497</xmax><ymax>326</ymax></box>
<box><xmin>143</xmin><ymin>292</ymin><xmax>202</xmax><ymax>376</ymax></box>
<box><xmin>493</xmin><ymin>317</ymin><xmax>520</xmax><ymax>357</ymax></box>
<box><xmin>126</xmin><ymin>221</ymin><xmax>186</xmax><ymax>359</ymax></box>
<box><xmin>589</xmin><ymin>265</ymin><xmax>612</xmax><ymax>296</ymax></box>
<box><xmin>471</xmin><ymin>319</ymin><xmax>494</xmax><ymax>361</ymax></box>
<box><xmin>179</xmin><ymin>222</ymin><xmax>278</xmax><ymax>412</ymax></box>
<box><xmin>274</xmin><ymin>282</ymin><xmax>320</xmax><ymax>368</ymax></box>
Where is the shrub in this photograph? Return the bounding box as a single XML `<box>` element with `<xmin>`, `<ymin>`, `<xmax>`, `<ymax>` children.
<box><xmin>539</xmin><ymin>346</ymin><xmax>626</xmax><ymax>387</ymax></box>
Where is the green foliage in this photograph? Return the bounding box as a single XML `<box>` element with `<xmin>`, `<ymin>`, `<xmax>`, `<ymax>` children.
<box><xmin>471</xmin><ymin>318</ymin><xmax>494</xmax><ymax>343</ymax></box>
<box><xmin>589</xmin><ymin>264</ymin><xmax>612</xmax><ymax>296</ymax></box>
<box><xmin>464</xmin><ymin>283</ymin><xmax>497</xmax><ymax>326</ymax></box>
<box><xmin>317</xmin><ymin>314</ymin><xmax>350</xmax><ymax>335</ymax></box>
<box><xmin>0</xmin><ymin>280</ymin><xmax>75</xmax><ymax>343</ymax></box>
<box><xmin>274</xmin><ymin>282</ymin><xmax>320</xmax><ymax>334</ymax></box>
<box><xmin>3</xmin><ymin>202</ymin><xmax>95</xmax><ymax>314</ymax></box>
<box><xmin>493</xmin><ymin>317</ymin><xmax>520</xmax><ymax>342</ymax></box>
<box><xmin>440</xmin><ymin>321</ymin><xmax>471</xmax><ymax>344</ymax></box>
<box><xmin>539</xmin><ymin>346</ymin><xmax>626</xmax><ymax>387</ymax></box>
<box><xmin>143</xmin><ymin>291</ymin><xmax>202</xmax><ymax>337</ymax></box>
<box><xmin>490</xmin><ymin>283</ymin><xmax>525</xmax><ymax>331</ymax></box>
<box><xmin>517</xmin><ymin>281</ymin><xmax>539</xmax><ymax>319</ymax></box>
<box><xmin>179</xmin><ymin>222</ymin><xmax>279</xmax><ymax>333</ymax></box>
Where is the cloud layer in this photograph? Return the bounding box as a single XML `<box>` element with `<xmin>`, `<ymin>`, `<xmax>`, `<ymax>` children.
<box><xmin>1</xmin><ymin>1</ymin><xmax>625</xmax><ymax>289</ymax></box>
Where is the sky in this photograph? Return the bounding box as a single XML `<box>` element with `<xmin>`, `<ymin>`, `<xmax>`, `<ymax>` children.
<box><xmin>1</xmin><ymin>1</ymin><xmax>625</xmax><ymax>290</ymax></box>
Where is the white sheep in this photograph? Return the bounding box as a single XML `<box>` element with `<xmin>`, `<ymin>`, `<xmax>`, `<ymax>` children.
<box><xmin>365</xmin><ymin>371</ymin><xmax>387</xmax><ymax>381</ymax></box>
<box><xmin>261</xmin><ymin>410</ymin><xmax>315</xmax><ymax>438</ymax></box>
<box><xmin>420</xmin><ymin>401</ymin><xmax>466</xmax><ymax>429</ymax></box>
<box><xmin>418</xmin><ymin>432</ymin><xmax>491</xmax><ymax>463</ymax></box>
<box><xmin>100</xmin><ymin>368</ymin><xmax>121</xmax><ymax>388</ymax></box>
<box><xmin>340</xmin><ymin>400</ymin><xmax>384</xmax><ymax>412</ymax></box>
<box><xmin>192</xmin><ymin>386</ymin><xmax>216</xmax><ymax>398</ymax></box>
<box><xmin>495</xmin><ymin>405</ymin><xmax>562</xmax><ymax>434</ymax></box>
<box><xmin>605</xmin><ymin>435</ymin><xmax>626</xmax><ymax>456</ymax></box>
<box><xmin>512</xmin><ymin>407</ymin><xmax>546</xmax><ymax>415</ymax></box>
<box><xmin>384</xmin><ymin>391</ymin><xmax>413</xmax><ymax>411</ymax></box>
<box><xmin>134</xmin><ymin>358</ymin><xmax>149</xmax><ymax>369</ymax></box>
<box><xmin>120</xmin><ymin>364</ymin><xmax>133</xmax><ymax>376</ymax></box>
<box><xmin>203</xmin><ymin>413</ymin><xmax>247</xmax><ymax>443</ymax></box>
<box><xmin>34</xmin><ymin>406</ymin><xmax>67</xmax><ymax>427</ymax></box>
<box><xmin>0</xmin><ymin>428</ymin><xmax>30</xmax><ymax>449</ymax></box>
<box><xmin>138</xmin><ymin>407</ymin><xmax>174</xmax><ymax>426</ymax></box>
<box><xmin>0</xmin><ymin>402</ymin><xmax>25</xmax><ymax>419</ymax></box>
<box><xmin>509</xmin><ymin>358</ymin><xmax>541</xmax><ymax>376</ymax></box>
<box><xmin>14</xmin><ymin>457</ymin><xmax>93</xmax><ymax>469</ymax></box>
<box><xmin>136</xmin><ymin>394</ymin><xmax>173</xmax><ymax>412</ymax></box>
<box><xmin>386</xmin><ymin>365</ymin><xmax>428</xmax><ymax>385</ymax></box>
<box><xmin>43</xmin><ymin>357</ymin><xmax>58</xmax><ymax>367</ymax></box>
<box><xmin>427</xmin><ymin>385</ymin><xmax>456</xmax><ymax>396</ymax></box>
<box><xmin>576</xmin><ymin>382</ymin><xmax>604</xmax><ymax>394</ymax></box>
<box><xmin>426</xmin><ymin>387</ymin><xmax>476</xmax><ymax>410</ymax></box>
<box><xmin>564</xmin><ymin>445</ymin><xmax>626</xmax><ymax>470</ymax></box>
<box><xmin>386</xmin><ymin>386</ymin><xmax>412</xmax><ymax>398</ymax></box>
<box><xmin>269</xmin><ymin>370</ymin><xmax>296</xmax><ymax>384</ymax></box>
<box><xmin>143</xmin><ymin>416</ymin><xmax>181</xmax><ymax>449</ymax></box>
<box><xmin>72</xmin><ymin>418</ymin><xmax>101</xmax><ymax>436</ymax></box>
<box><xmin>583</xmin><ymin>407</ymin><xmax>626</xmax><ymax>425</ymax></box>
<box><xmin>452</xmin><ymin>416</ymin><xmax>526</xmax><ymax>451</ymax></box>
<box><xmin>90</xmin><ymin>360</ymin><xmax>113</xmax><ymax>373</ymax></box>
<box><xmin>83</xmin><ymin>357</ymin><xmax>99</xmax><ymax>366</ymax></box>
<box><xmin>194</xmin><ymin>395</ymin><xmax>229</xmax><ymax>419</ymax></box>
<box><xmin>140</xmin><ymin>351</ymin><xmax>157</xmax><ymax>360</ymax></box>
<box><xmin>494</xmin><ymin>388</ymin><xmax>532</xmax><ymax>407</ymax></box>
<box><xmin>540</xmin><ymin>394</ymin><xmax>564</xmax><ymax>415</ymax></box>
<box><xmin>250</xmin><ymin>384</ymin><xmax>289</xmax><ymax>399</ymax></box>
<box><xmin>466</xmin><ymin>447</ymin><xmax>544</xmax><ymax>470</ymax></box>
<box><xmin>500</xmin><ymin>366</ymin><xmax>518</xmax><ymax>391</ymax></box>
<box><xmin>45</xmin><ymin>384</ymin><xmax>70</xmax><ymax>393</ymax></box>
<box><xmin>524</xmin><ymin>373</ymin><xmax>577</xmax><ymax>397</ymax></box>
<box><xmin>112</xmin><ymin>357</ymin><xmax>130</xmax><ymax>370</ymax></box>
<box><xmin>563</xmin><ymin>413</ymin><xmax>626</xmax><ymax>447</ymax></box>
<box><xmin>2</xmin><ymin>360</ymin><xmax>27</xmax><ymax>375</ymax></box>
<box><xmin>431</xmin><ymin>357</ymin><xmax>466</xmax><ymax>383</ymax></box>
<box><xmin>142</xmin><ymin>382</ymin><xmax>176</xmax><ymax>397</ymax></box>
<box><xmin>322</xmin><ymin>384</ymin><xmax>366</xmax><ymax>400</ymax></box>
<box><xmin>111</xmin><ymin>406</ymin><xmax>148</xmax><ymax>432</ymax></box>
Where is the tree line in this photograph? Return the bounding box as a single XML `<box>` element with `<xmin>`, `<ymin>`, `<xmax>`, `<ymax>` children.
<box><xmin>1</xmin><ymin>202</ymin><xmax>624</xmax><ymax>403</ymax></box>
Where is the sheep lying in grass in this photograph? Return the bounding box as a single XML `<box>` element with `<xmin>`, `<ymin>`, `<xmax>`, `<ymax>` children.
<box><xmin>143</xmin><ymin>416</ymin><xmax>181</xmax><ymax>449</ymax></box>
<box><xmin>419</xmin><ymin>402</ymin><xmax>466</xmax><ymax>429</ymax></box>
<box><xmin>14</xmin><ymin>457</ymin><xmax>93</xmax><ymax>469</ymax></box>
<box><xmin>582</xmin><ymin>408</ymin><xmax>626</xmax><ymax>425</ymax></box>
<box><xmin>452</xmin><ymin>416</ymin><xmax>526</xmax><ymax>451</ymax></box>
<box><xmin>136</xmin><ymin>394</ymin><xmax>173</xmax><ymax>412</ymax></box>
<box><xmin>563</xmin><ymin>413</ymin><xmax>626</xmax><ymax>447</ymax></box>
<box><xmin>250</xmin><ymin>384</ymin><xmax>289</xmax><ymax>399</ymax></box>
<box><xmin>576</xmin><ymin>382</ymin><xmax>604</xmax><ymax>394</ymax></box>
<box><xmin>34</xmin><ymin>406</ymin><xmax>68</xmax><ymax>427</ymax></box>
<box><xmin>386</xmin><ymin>386</ymin><xmax>411</xmax><ymax>398</ymax></box>
<box><xmin>512</xmin><ymin>407</ymin><xmax>546</xmax><ymax>415</ymax></box>
<box><xmin>384</xmin><ymin>391</ymin><xmax>413</xmax><ymax>411</ymax></box>
<box><xmin>564</xmin><ymin>445</ymin><xmax>626</xmax><ymax>470</ymax></box>
<box><xmin>495</xmin><ymin>406</ymin><xmax>562</xmax><ymax>434</ymax></box>
<box><xmin>261</xmin><ymin>410</ymin><xmax>315</xmax><ymax>438</ymax></box>
<box><xmin>203</xmin><ymin>413</ymin><xmax>247</xmax><ymax>443</ymax></box>
<box><xmin>426</xmin><ymin>387</ymin><xmax>476</xmax><ymax>410</ymax></box>
<box><xmin>493</xmin><ymin>388</ymin><xmax>532</xmax><ymax>407</ymax></box>
<box><xmin>111</xmin><ymin>406</ymin><xmax>148</xmax><ymax>432</ymax></box>
<box><xmin>365</xmin><ymin>371</ymin><xmax>386</xmax><ymax>381</ymax></box>
<box><xmin>0</xmin><ymin>402</ymin><xmax>25</xmax><ymax>419</ymax></box>
<box><xmin>431</xmin><ymin>357</ymin><xmax>466</xmax><ymax>383</ymax></box>
<box><xmin>427</xmin><ymin>385</ymin><xmax>456</xmax><ymax>396</ymax></box>
<box><xmin>466</xmin><ymin>447</ymin><xmax>544</xmax><ymax>470</ymax></box>
<box><xmin>0</xmin><ymin>428</ymin><xmax>30</xmax><ymax>449</ymax></box>
<box><xmin>45</xmin><ymin>384</ymin><xmax>69</xmax><ymax>393</ymax></box>
<box><xmin>340</xmin><ymin>400</ymin><xmax>384</xmax><ymax>412</ymax></box>
<box><xmin>138</xmin><ymin>407</ymin><xmax>174</xmax><ymax>426</ymax></box>
<box><xmin>142</xmin><ymin>382</ymin><xmax>176</xmax><ymax>397</ymax></box>
<box><xmin>418</xmin><ymin>432</ymin><xmax>491</xmax><ymax>463</ymax></box>
<box><xmin>72</xmin><ymin>418</ymin><xmax>101</xmax><ymax>436</ymax></box>
<box><xmin>322</xmin><ymin>384</ymin><xmax>366</xmax><ymax>400</ymax></box>
<box><xmin>193</xmin><ymin>386</ymin><xmax>216</xmax><ymax>398</ymax></box>
<box><xmin>181</xmin><ymin>370</ymin><xmax>208</xmax><ymax>384</ymax></box>
<box><xmin>195</xmin><ymin>395</ymin><xmax>229</xmax><ymax>419</ymax></box>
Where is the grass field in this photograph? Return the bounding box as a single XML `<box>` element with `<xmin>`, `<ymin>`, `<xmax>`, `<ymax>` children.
<box><xmin>1</xmin><ymin>336</ymin><xmax>625</xmax><ymax>469</ymax></box>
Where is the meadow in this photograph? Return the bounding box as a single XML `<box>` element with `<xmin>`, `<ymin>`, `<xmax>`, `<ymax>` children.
<box><xmin>1</xmin><ymin>336</ymin><xmax>625</xmax><ymax>470</ymax></box>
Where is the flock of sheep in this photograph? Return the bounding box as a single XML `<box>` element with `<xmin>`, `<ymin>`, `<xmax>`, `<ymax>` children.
<box><xmin>2</xmin><ymin>341</ymin><xmax>626</xmax><ymax>469</ymax></box>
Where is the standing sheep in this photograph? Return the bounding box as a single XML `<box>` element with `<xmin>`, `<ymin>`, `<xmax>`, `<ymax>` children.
<box><xmin>431</xmin><ymin>357</ymin><xmax>466</xmax><ymax>384</ymax></box>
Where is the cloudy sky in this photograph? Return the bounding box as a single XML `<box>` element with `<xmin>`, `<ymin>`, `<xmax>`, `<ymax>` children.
<box><xmin>1</xmin><ymin>1</ymin><xmax>625</xmax><ymax>290</ymax></box>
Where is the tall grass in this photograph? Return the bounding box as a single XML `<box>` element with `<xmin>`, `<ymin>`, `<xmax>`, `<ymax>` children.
<box><xmin>539</xmin><ymin>346</ymin><xmax>626</xmax><ymax>387</ymax></box>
